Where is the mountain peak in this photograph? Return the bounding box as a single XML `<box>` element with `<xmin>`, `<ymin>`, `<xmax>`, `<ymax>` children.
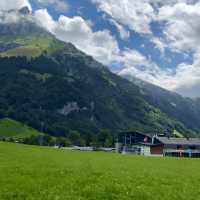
<box><xmin>0</xmin><ymin>15</ymin><xmax>51</xmax><ymax>37</ymax></box>
<box><xmin>18</xmin><ymin>6</ymin><xmax>31</xmax><ymax>15</ymax></box>
<box><xmin>5</xmin><ymin>6</ymin><xmax>31</xmax><ymax>16</ymax></box>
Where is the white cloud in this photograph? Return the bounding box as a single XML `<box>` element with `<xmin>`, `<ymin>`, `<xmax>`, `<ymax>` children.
<box><xmin>118</xmin><ymin>49</ymin><xmax>150</xmax><ymax>68</ymax></box>
<box><xmin>0</xmin><ymin>0</ymin><xmax>31</xmax><ymax>11</ymax></box>
<box><xmin>158</xmin><ymin>2</ymin><xmax>200</xmax><ymax>53</ymax></box>
<box><xmin>34</xmin><ymin>9</ymin><xmax>55</xmax><ymax>32</ymax></box>
<box><xmin>118</xmin><ymin>49</ymin><xmax>172</xmax><ymax>88</ymax></box>
<box><xmin>172</xmin><ymin>52</ymin><xmax>200</xmax><ymax>97</ymax></box>
<box><xmin>151</xmin><ymin>37</ymin><xmax>167</xmax><ymax>54</ymax></box>
<box><xmin>34</xmin><ymin>9</ymin><xmax>119</xmax><ymax>65</ymax></box>
<box><xmin>150</xmin><ymin>0</ymin><xmax>195</xmax><ymax>7</ymax></box>
<box><xmin>109</xmin><ymin>19</ymin><xmax>130</xmax><ymax>40</ymax></box>
<box><xmin>92</xmin><ymin>0</ymin><xmax>200</xmax><ymax>51</ymax></box>
<box><xmin>37</xmin><ymin>0</ymin><xmax>69</xmax><ymax>12</ymax></box>
<box><xmin>92</xmin><ymin>0</ymin><xmax>155</xmax><ymax>34</ymax></box>
<box><xmin>150</xmin><ymin>1</ymin><xmax>200</xmax><ymax>97</ymax></box>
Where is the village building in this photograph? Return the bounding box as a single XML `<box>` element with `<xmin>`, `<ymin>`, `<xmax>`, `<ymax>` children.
<box><xmin>116</xmin><ymin>131</ymin><xmax>200</xmax><ymax>158</ymax></box>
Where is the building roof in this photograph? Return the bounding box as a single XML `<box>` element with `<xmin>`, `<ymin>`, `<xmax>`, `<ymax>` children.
<box><xmin>139</xmin><ymin>142</ymin><xmax>162</xmax><ymax>146</ymax></box>
<box><xmin>156</xmin><ymin>137</ymin><xmax>200</xmax><ymax>146</ymax></box>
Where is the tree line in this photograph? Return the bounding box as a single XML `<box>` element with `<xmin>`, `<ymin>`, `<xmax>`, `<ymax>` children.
<box><xmin>1</xmin><ymin>129</ymin><xmax>115</xmax><ymax>148</ymax></box>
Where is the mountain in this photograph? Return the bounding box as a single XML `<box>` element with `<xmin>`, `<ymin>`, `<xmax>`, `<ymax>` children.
<box><xmin>0</xmin><ymin>9</ymin><xmax>197</xmax><ymax>138</ymax></box>
<box><xmin>18</xmin><ymin>6</ymin><xmax>31</xmax><ymax>15</ymax></box>
<box><xmin>122</xmin><ymin>75</ymin><xmax>200</xmax><ymax>135</ymax></box>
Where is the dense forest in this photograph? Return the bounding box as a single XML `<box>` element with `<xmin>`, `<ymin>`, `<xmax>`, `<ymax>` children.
<box><xmin>0</xmin><ymin>54</ymin><xmax>194</xmax><ymax>141</ymax></box>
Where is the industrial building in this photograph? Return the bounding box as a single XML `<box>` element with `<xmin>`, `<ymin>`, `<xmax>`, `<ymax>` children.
<box><xmin>116</xmin><ymin>131</ymin><xmax>200</xmax><ymax>157</ymax></box>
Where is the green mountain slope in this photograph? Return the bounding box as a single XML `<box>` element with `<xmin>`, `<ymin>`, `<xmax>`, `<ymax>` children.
<box><xmin>0</xmin><ymin>118</ymin><xmax>41</xmax><ymax>139</ymax></box>
<box><xmin>0</xmin><ymin>36</ymin><xmax>52</xmax><ymax>57</ymax></box>
<box><xmin>122</xmin><ymin>75</ymin><xmax>200</xmax><ymax>135</ymax></box>
<box><xmin>0</xmin><ymin>11</ymin><xmax>196</xmax><ymax>137</ymax></box>
<box><xmin>0</xmin><ymin>31</ymin><xmax>69</xmax><ymax>58</ymax></box>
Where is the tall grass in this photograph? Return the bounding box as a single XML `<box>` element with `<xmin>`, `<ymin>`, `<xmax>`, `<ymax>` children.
<box><xmin>0</xmin><ymin>142</ymin><xmax>199</xmax><ymax>200</ymax></box>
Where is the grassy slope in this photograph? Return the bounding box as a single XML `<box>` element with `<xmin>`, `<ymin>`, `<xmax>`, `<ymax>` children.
<box><xmin>0</xmin><ymin>142</ymin><xmax>199</xmax><ymax>200</ymax></box>
<box><xmin>0</xmin><ymin>118</ymin><xmax>41</xmax><ymax>139</ymax></box>
<box><xmin>0</xmin><ymin>35</ymin><xmax>63</xmax><ymax>57</ymax></box>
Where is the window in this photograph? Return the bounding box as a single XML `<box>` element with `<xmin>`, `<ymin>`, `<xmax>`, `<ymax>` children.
<box><xmin>177</xmin><ymin>145</ymin><xmax>184</xmax><ymax>149</ymax></box>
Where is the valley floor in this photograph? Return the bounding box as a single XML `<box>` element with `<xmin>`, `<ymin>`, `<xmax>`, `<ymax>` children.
<box><xmin>0</xmin><ymin>142</ymin><xmax>199</xmax><ymax>200</ymax></box>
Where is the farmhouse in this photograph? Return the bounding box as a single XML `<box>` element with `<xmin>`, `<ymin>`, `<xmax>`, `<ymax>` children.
<box><xmin>116</xmin><ymin>131</ymin><xmax>200</xmax><ymax>158</ymax></box>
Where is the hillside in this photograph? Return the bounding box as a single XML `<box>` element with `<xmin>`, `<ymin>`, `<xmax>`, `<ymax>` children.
<box><xmin>0</xmin><ymin>9</ymin><xmax>197</xmax><ymax>138</ymax></box>
<box><xmin>0</xmin><ymin>118</ymin><xmax>41</xmax><ymax>139</ymax></box>
<box><xmin>122</xmin><ymin>75</ymin><xmax>200</xmax><ymax>135</ymax></box>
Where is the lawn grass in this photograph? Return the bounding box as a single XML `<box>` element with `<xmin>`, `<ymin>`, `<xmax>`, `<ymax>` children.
<box><xmin>0</xmin><ymin>142</ymin><xmax>200</xmax><ymax>200</ymax></box>
<box><xmin>0</xmin><ymin>118</ymin><xmax>41</xmax><ymax>139</ymax></box>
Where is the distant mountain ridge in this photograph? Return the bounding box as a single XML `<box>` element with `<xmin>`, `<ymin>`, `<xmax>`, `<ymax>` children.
<box><xmin>121</xmin><ymin>75</ymin><xmax>200</xmax><ymax>134</ymax></box>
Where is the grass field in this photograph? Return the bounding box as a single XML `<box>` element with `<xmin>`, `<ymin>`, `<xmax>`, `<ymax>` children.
<box><xmin>0</xmin><ymin>143</ymin><xmax>200</xmax><ymax>200</ymax></box>
<box><xmin>0</xmin><ymin>118</ymin><xmax>41</xmax><ymax>139</ymax></box>
<box><xmin>0</xmin><ymin>142</ymin><xmax>199</xmax><ymax>200</ymax></box>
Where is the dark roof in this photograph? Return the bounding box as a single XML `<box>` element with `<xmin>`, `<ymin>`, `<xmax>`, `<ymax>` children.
<box><xmin>156</xmin><ymin>137</ymin><xmax>200</xmax><ymax>146</ymax></box>
<box><xmin>139</xmin><ymin>142</ymin><xmax>162</xmax><ymax>146</ymax></box>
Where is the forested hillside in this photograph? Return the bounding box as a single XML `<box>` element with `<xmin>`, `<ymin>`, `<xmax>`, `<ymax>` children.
<box><xmin>122</xmin><ymin>75</ymin><xmax>200</xmax><ymax>135</ymax></box>
<box><xmin>0</xmin><ymin>16</ymin><xmax>197</xmax><ymax>142</ymax></box>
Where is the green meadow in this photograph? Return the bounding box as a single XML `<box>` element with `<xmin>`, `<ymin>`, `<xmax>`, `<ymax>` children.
<box><xmin>0</xmin><ymin>118</ymin><xmax>41</xmax><ymax>139</ymax></box>
<box><xmin>0</xmin><ymin>142</ymin><xmax>199</xmax><ymax>200</ymax></box>
<box><xmin>0</xmin><ymin>36</ymin><xmax>53</xmax><ymax>58</ymax></box>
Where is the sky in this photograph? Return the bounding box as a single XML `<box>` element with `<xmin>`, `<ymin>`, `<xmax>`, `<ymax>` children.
<box><xmin>1</xmin><ymin>0</ymin><xmax>200</xmax><ymax>98</ymax></box>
